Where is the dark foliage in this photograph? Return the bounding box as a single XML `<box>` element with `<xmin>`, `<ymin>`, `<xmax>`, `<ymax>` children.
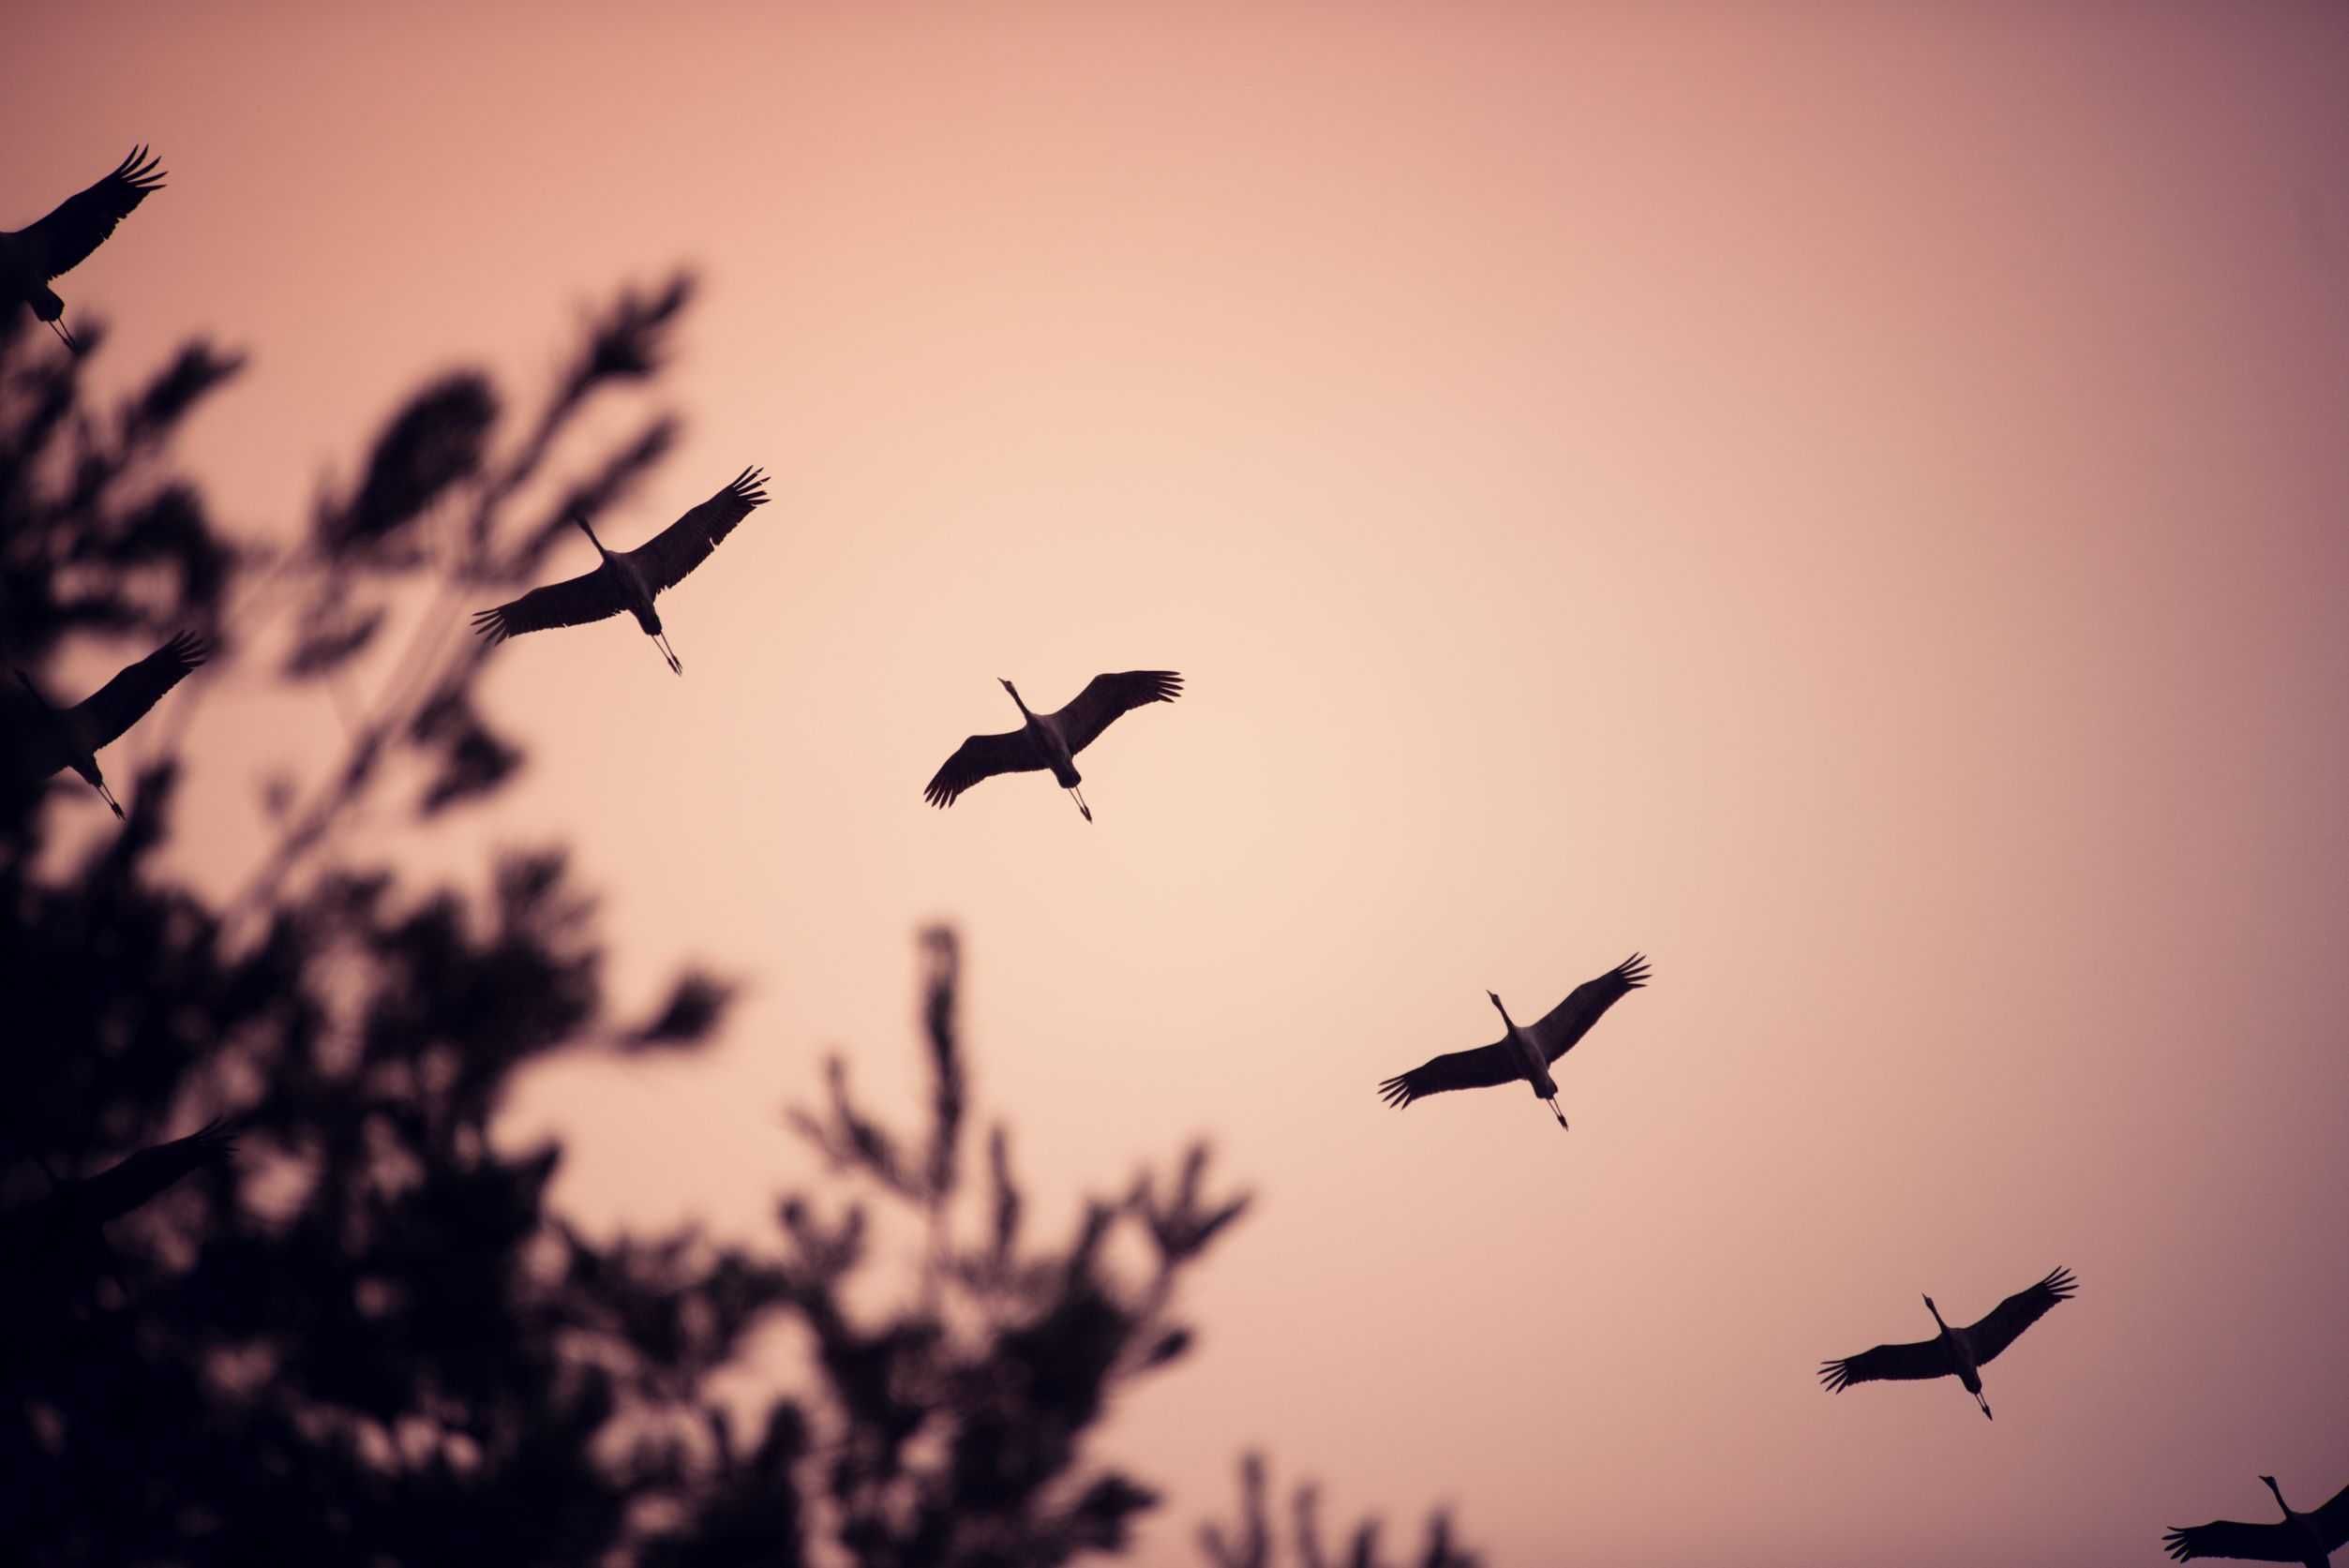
<box><xmin>0</xmin><ymin>291</ymin><xmax>1267</xmax><ymax>1566</ymax></box>
<box><xmin>1200</xmin><ymin>1455</ymin><xmax>1480</xmax><ymax>1568</ymax></box>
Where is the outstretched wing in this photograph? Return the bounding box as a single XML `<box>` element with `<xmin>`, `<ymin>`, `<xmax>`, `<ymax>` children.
<box><xmin>1961</xmin><ymin>1265</ymin><xmax>2075</xmax><ymax>1366</ymax></box>
<box><xmin>1376</xmin><ymin>1039</ymin><xmax>1519</xmax><ymax>1109</ymax></box>
<box><xmin>1051</xmin><ymin>670</ymin><xmax>1182</xmax><ymax>755</ymax></box>
<box><xmin>471</xmin><ymin>569</ymin><xmax>626</xmax><ymax>643</ymax></box>
<box><xmin>1818</xmin><ymin>1337</ymin><xmax>1949</xmax><ymax>1394</ymax></box>
<box><xmin>2309</xmin><ymin>1478</ymin><xmax>2349</xmax><ymax>1552</ymax></box>
<box><xmin>19</xmin><ymin>146</ymin><xmax>167</xmax><ymax>280</ymax></box>
<box><xmin>62</xmin><ymin>1119</ymin><xmax>236</xmax><ymax>1229</ymax></box>
<box><xmin>624</xmin><ymin>466</ymin><xmax>770</xmax><ymax>597</ymax></box>
<box><xmin>1531</xmin><ymin>952</ymin><xmax>1649</xmax><ymax>1063</ymax></box>
<box><xmin>2162</xmin><ymin>1517</ymin><xmax>2304</xmax><ymax>1562</ymax></box>
<box><xmin>69</xmin><ymin>631</ymin><xmax>208</xmax><ymax>752</ymax></box>
<box><xmin>924</xmin><ymin>729</ymin><xmax>1044</xmax><ymax>808</ymax></box>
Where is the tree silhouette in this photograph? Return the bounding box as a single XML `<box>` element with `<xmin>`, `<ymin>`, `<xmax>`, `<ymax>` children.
<box><xmin>0</xmin><ymin>293</ymin><xmax>1268</xmax><ymax>1565</ymax></box>
<box><xmin>1199</xmin><ymin>1455</ymin><xmax>1480</xmax><ymax>1568</ymax></box>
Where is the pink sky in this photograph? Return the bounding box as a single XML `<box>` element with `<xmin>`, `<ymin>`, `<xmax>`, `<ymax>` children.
<box><xmin>9</xmin><ymin>3</ymin><xmax>2349</xmax><ymax>1561</ymax></box>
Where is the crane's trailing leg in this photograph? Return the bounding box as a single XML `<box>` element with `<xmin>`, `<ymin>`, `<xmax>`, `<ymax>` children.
<box><xmin>1546</xmin><ymin>1098</ymin><xmax>1568</xmax><ymax>1130</ymax></box>
<box><xmin>96</xmin><ymin>780</ymin><xmax>125</xmax><ymax>819</ymax></box>
<box><xmin>652</xmin><ymin>631</ymin><xmax>682</xmax><ymax>676</ymax></box>
<box><xmin>48</xmin><ymin>318</ymin><xmax>78</xmax><ymax>353</ymax></box>
<box><xmin>1973</xmin><ymin>1390</ymin><xmax>1992</xmax><ymax>1421</ymax></box>
<box><xmin>1068</xmin><ymin>784</ymin><xmax>1093</xmax><ymax>823</ymax></box>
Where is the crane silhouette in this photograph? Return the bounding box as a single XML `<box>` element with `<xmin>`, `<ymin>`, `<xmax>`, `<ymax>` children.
<box><xmin>2165</xmin><ymin>1475</ymin><xmax>2349</xmax><ymax>1566</ymax></box>
<box><xmin>1377</xmin><ymin>954</ymin><xmax>1649</xmax><ymax>1128</ymax></box>
<box><xmin>471</xmin><ymin>466</ymin><xmax>769</xmax><ymax>674</ymax></box>
<box><xmin>923</xmin><ymin>670</ymin><xmax>1183</xmax><ymax>822</ymax></box>
<box><xmin>3</xmin><ymin>1119</ymin><xmax>237</xmax><ymax>1310</ymax></box>
<box><xmin>2</xmin><ymin>146</ymin><xmax>166</xmax><ymax>352</ymax></box>
<box><xmin>7</xmin><ymin>631</ymin><xmax>210</xmax><ymax>817</ymax></box>
<box><xmin>1819</xmin><ymin>1265</ymin><xmax>2075</xmax><ymax>1419</ymax></box>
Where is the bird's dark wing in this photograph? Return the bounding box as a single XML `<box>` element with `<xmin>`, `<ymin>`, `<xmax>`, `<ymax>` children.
<box><xmin>61</xmin><ymin>1119</ymin><xmax>236</xmax><ymax>1229</ymax></box>
<box><xmin>1818</xmin><ymin>1337</ymin><xmax>1950</xmax><ymax>1394</ymax></box>
<box><xmin>1531</xmin><ymin>952</ymin><xmax>1649</xmax><ymax>1063</ymax></box>
<box><xmin>19</xmin><ymin>146</ymin><xmax>166</xmax><ymax>280</ymax></box>
<box><xmin>2162</xmin><ymin>1518</ymin><xmax>2304</xmax><ymax>1562</ymax></box>
<box><xmin>1960</xmin><ymin>1265</ymin><xmax>2075</xmax><ymax>1365</ymax></box>
<box><xmin>1051</xmin><ymin>670</ymin><xmax>1182</xmax><ymax>755</ymax></box>
<box><xmin>471</xmin><ymin>569</ymin><xmax>625</xmax><ymax>643</ymax></box>
<box><xmin>1376</xmin><ymin>1039</ymin><xmax>1519</xmax><ymax>1109</ymax></box>
<box><xmin>2310</xmin><ymin>1478</ymin><xmax>2349</xmax><ymax>1552</ymax></box>
<box><xmin>67</xmin><ymin>631</ymin><xmax>208</xmax><ymax>752</ymax></box>
<box><xmin>624</xmin><ymin>467</ymin><xmax>770</xmax><ymax>597</ymax></box>
<box><xmin>924</xmin><ymin>729</ymin><xmax>1044</xmax><ymax>808</ymax></box>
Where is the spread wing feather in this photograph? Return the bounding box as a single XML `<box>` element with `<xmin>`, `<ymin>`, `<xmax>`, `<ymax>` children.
<box><xmin>59</xmin><ymin>1119</ymin><xmax>236</xmax><ymax>1229</ymax></box>
<box><xmin>2309</xmin><ymin>1478</ymin><xmax>2349</xmax><ymax>1552</ymax></box>
<box><xmin>2162</xmin><ymin>1517</ymin><xmax>2305</xmax><ymax>1562</ymax></box>
<box><xmin>1052</xmin><ymin>670</ymin><xmax>1182</xmax><ymax>755</ymax></box>
<box><xmin>924</xmin><ymin>729</ymin><xmax>1045</xmax><ymax>808</ymax></box>
<box><xmin>19</xmin><ymin>146</ymin><xmax>166</xmax><ymax>279</ymax></box>
<box><xmin>625</xmin><ymin>466</ymin><xmax>769</xmax><ymax>597</ymax></box>
<box><xmin>471</xmin><ymin>569</ymin><xmax>625</xmax><ymax>643</ymax></box>
<box><xmin>69</xmin><ymin>631</ymin><xmax>208</xmax><ymax>752</ymax></box>
<box><xmin>1960</xmin><ymin>1265</ymin><xmax>2075</xmax><ymax>1366</ymax></box>
<box><xmin>1818</xmin><ymin>1337</ymin><xmax>1950</xmax><ymax>1393</ymax></box>
<box><xmin>1531</xmin><ymin>952</ymin><xmax>1649</xmax><ymax>1062</ymax></box>
<box><xmin>1377</xmin><ymin>1039</ymin><xmax>1518</xmax><ymax>1109</ymax></box>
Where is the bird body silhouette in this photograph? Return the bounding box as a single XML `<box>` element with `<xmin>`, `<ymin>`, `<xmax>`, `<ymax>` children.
<box><xmin>924</xmin><ymin>671</ymin><xmax>1183</xmax><ymax>822</ymax></box>
<box><xmin>3</xmin><ymin>146</ymin><xmax>166</xmax><ymax>351</ymax></box>
<box><xmin>1377</xmin><ymin>954</ymin><xmax>1650</xmax><ymax>1128</ymax></box>
<box><xmin>2166</xmin><ymin>1475</ymin><xmax>2349</xmax><ymax>1566</ymax></box>
<box><xmin>1819</xmin><ymin>1266</ymin><xmax>2076</xmax><ymax>1419</ymax></box>
<box><xmin>7</xmin><ymin>632</ymin><xmax>210</xmax><ymax>817</ymax></box>
<box><xmin>471</xmin><ymin>467</ymin><xmax>769</xmax><ymax>674</ymax></box>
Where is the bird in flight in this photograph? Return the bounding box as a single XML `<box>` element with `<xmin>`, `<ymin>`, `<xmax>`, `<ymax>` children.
<box><xmin>12</xmin><ymin>1120</ymin><xmax>238</xmax><ymax>1242</ymax></box>
<box><xmin>2</xmin><ymin>1120</ymin><xmax>237</xmax><ymax>1318</ymax></box>
<box><xmin>1819</xmin><ymin>1265</ymin><xmax>2076</xmax><ymax>1420</ymax></box>
<box><xmin>1377</xmin><ymin>953</ymin><xmax>1650</xmax><ymax>1128</ymax></box>
<box><xmin>7</xmin><ymin>631</ymin><xmax>210</xmax><ymax>818</ymax></box>
<box><xmin>471</xmin><ymin>467</ymin><xmax>770</xmax><ymax>675</ymax></box>
<box><xmin>2</xmin><ymin>146</ymin><xmax>167</xmax><ymax>352</ymax></box>
<box><xmin>923</xmin><ymin>670</ymin><xmax>1182</xmax><ymax>822</ymax></box>
<box><xmin>2165</xmin><ymin>1475</ymin><xmax>2349</xmax><ymax>1566</ymax></box>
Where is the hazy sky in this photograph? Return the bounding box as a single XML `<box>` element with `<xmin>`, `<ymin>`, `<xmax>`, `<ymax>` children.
<box><xmin>9</xmin><ymin>4</ymin><xmax>2349</xmax><ymax>1562</ymax></box>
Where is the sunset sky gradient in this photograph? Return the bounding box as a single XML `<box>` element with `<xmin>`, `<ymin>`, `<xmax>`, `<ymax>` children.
<box><xmin>9</xmin><ymin>4</ymin><xmax>2349</xmax><ymax>1563</ymax></box>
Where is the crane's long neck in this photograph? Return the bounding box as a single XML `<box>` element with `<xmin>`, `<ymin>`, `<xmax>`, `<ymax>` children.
<box><xmin>2264</xmin><ymin>1478</ymin><xmax>2292</xmax><ymax>1519</ymax></box>
<box><xmin>14</xmin><ymin>669</ymin><xmax>51</xmax><ymax>710</ymax></box>
<box><xmin>574</xmin><ymin>514</ymin><xmax>609</xmax><ymax>556</ymax></box>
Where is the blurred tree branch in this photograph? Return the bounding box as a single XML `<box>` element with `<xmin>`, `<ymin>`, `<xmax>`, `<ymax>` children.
<box><xmin>0</xmin><ymin>291</ymin><xmax>1461</xmax><ymax>1568</ymax></box>
<box><xmin>782</xmin><ymin>924</ymin><xmax>1249</xmax><ymax>1564</ymax></box>
<box><xmin>1201</xmin><ymin>1454</ymin><xmax>1480</xmax><ymax>1568</ymax></box>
